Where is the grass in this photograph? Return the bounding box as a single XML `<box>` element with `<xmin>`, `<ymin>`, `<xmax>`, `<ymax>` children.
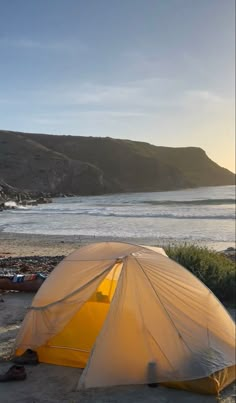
<box><xmin>165</xmin><ymin>244</ymin><xmax>236</xmax><ymax>306</ymax></box>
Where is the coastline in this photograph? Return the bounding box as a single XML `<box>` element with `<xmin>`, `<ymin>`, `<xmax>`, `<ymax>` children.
<box><xmin>0</xmin><ymin>231</ymin><xmax>235</xmax><ymax>257</ymax></box>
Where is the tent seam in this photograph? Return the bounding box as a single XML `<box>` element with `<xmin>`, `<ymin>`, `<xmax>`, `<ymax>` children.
<box><xmin>30</xmin><ymin>263</ymin><xmax>116</xmax><ymax>310</ymax></box>
<box><xmin>77</xmin><ymin>259</ymin><xmax>126</xmax><ymax>389</ymax></box>
<box><xmin>133</xmin><ymin>257</ymin><xmax>193</xmax><ymax>354</ymax></box>
<box><xmin>132</xmin><ymin>265</ymin><xmax>177</xmax><ymax>372</ymax></box>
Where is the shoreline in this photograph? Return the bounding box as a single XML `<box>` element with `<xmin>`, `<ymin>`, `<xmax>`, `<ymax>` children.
<box><xmin>0</xmin><ymin>231</ymin><xmax>235</xmax><ymax>257</ymax></box>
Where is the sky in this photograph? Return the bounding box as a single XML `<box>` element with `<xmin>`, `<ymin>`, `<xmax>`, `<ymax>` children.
<box><xmin>0</xmin><ymin>0</ymin><xmax>235</xmax><ymax>172</ymax></box>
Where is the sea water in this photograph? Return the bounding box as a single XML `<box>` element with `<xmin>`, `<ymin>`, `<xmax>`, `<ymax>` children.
<box><xmin>0</xmin><ymin>185</ymin><xmax>235</xmax><ymax>250</ymax></box>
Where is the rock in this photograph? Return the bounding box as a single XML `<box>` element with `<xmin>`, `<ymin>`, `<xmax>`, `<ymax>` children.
<box><xmin>2</xmin><ymin>201</ymin><xmax>16</xmax><ymax>210</ymax></box>
<box><xmin>20</xmin><ymin>199</ymin><xmax>38</xmax><ymax>206</ymax></box>
<box><xmin>220</xmin><ymin>248</ymin><xmax>236</xmax><ymax>262</ymax></box>
<box><xmin>37</xmin><ymin>197</ymin><xmax>52</xmax><ymax>204</ymax></box>
<box><xmin>0</xmin><ymin>179</ymin><xmax>54</xmax><ymax>211</ymax></box>
<box><xmin>0</xmin><ymin>255</ymin><xmax>65</xmax><ymax>276</ymax></box>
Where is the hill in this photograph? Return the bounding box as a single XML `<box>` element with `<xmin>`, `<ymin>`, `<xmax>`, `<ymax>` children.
<box><xmin>0</xmin><ymin>130</ymin><xmax>234</xmax><ymax>197</ymax></box>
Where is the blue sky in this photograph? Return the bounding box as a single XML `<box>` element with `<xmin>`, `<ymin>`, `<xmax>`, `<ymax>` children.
<box><xmin>0</xmin><ymin>0</ymin><xmax>235</xmax><ymax>171</ymax></box>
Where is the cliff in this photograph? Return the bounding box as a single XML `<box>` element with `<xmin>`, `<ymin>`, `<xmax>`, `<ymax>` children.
<box><xmin>0</xmin><ymin>130</ymin><xmax>234</xmax><ymax>196</ymax></box>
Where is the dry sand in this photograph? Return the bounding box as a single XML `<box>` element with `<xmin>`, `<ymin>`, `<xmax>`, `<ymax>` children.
<box><xmin>0</xmin><ymin>232</ymin><xmax>91</xmax><ymax>257</ymax></box>
<box><xmin>1</xmin><ymin>232</ymin><xmax>175</xmax><ymax>258</ymax></box>
<box><xmin>0</xmin><ymin>233</ymin><xmax>235</xmax><ymax>402</ymax></box>
<box><xmin>0</xmin><ymin>232</ymin><xmax>227</xmax><ymax>258</ymax></box>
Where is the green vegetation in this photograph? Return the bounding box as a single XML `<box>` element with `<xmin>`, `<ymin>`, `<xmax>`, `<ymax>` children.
<box><xmin>165</xmin><ymin>244</ymin><xmax>236</xmax><ymax>306</ymax></box>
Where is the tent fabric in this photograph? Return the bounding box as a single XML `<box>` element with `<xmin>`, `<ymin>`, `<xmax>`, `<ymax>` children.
<box><xmin>15</xmin><ymin>242</ymin><xmax>235</xmax><ymax>394</ymax></box>
<box><xmin>162</xmin><ymin>364</ymin><xmax>236</xmax><ymax>395</ymax></box>
<box><xmin>15</xmin><ymin>259</ymin><xmax>115</xmax><ymax>351</ymax></box>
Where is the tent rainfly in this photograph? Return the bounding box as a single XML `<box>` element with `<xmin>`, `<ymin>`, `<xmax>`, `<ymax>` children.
<box><xmin>14</xmin><ymin>242</ymin><xmax>235</xmax><ymax>394</ymax></box>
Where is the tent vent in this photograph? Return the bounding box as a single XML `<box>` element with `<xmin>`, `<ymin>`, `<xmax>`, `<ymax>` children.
<box><xmin>115</xmin><ymin>257</ymin><xmax>123</xmax><ymax>263</ymax></box>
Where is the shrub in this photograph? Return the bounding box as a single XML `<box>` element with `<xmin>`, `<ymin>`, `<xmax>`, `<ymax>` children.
<box><xmin>164</xmin><ymin>244</ymin><xmax>236</xmax><ymax>306</ymax></box>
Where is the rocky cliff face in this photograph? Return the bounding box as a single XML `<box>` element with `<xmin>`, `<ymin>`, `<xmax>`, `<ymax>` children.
<box><xmin>0</xmin><ymin>130</ymin><xmax>235</xmax><ymax>196</ymax></box>
<box><xmin>0</xmin><ymin>179</ymin><xmax>54</xmax><ymax>210</ymax></box>
<box><xmin>0</xmin><ymin>131</ymin><xmax>110</xmax><ymax>196</ymax></box>
<box><xmin>0</xmin><ymin>180</ymin><xmax>20</xmax><ymax>202</ymax></box>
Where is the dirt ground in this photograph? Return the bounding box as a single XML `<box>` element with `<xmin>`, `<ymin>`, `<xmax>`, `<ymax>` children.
<box><xmin>0</xmin><ymin>292</ymin><xmax>235</xmax><ymax>403</ymax></box>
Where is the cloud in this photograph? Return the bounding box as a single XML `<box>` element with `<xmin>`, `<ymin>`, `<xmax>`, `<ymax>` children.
<box><xmin>38</xmin><ymin>76</ymin><xmax>178</xmax><ymax>110</ymax></box>
<box><xmin>0</xmin><ymin>37</ymin><xmax>86</xmax><ymax>52</ymax></box>
<box><xmin>69</xmin><ymin>81</ymin><xmax>229</xmax><ymax>112</ymax></box>
<box><xmin>32</xmin><ymin>110</ymin><xmax>152</xmax><ymax>126</ymax></box>
<box><xmin>65</xmin><ymin>83</ymin><xmax>142</xmax><ymax>106</ymax></box>
<box><xmin>1</xmin><ymin>73</ymin><xmax>232</xmax><ymax>124</ymax></box>
<box><xmin>10</xmin><ymin>81</ymin><xmax>149</xmax><ymax>110</ymax></box>
<box><xmin>185</xmin><ymin>90</ymin><xmax>227</xmax><ymax>104</ymax></box>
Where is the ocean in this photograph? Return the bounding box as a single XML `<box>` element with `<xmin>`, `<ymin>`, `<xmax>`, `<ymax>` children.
<box><xmin>0</xmin><ymin>185</ymin><xmax>235</xmax><ymax>250</ymax></box>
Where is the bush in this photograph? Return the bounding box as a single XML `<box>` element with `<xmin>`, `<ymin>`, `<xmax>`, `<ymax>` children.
<box><xmin>164</xmin><ymin>244</ymin><xmax>236</xmax><ymax>306</ymax></box>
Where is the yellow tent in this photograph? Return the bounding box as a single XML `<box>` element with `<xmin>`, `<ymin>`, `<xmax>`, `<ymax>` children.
<box><xmin>15</xmin><ymin>242</ymin><xmax>235</xmax><ymax>394</ymax></box>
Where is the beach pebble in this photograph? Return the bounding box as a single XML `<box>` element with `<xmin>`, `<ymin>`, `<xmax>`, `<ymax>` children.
<box><xmin>0</xmin><ymin>255</ymin><xmax>65</xmax><ymax>276</ymax></box>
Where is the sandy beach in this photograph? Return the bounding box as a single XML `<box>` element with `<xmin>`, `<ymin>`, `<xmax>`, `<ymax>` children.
<box><xmin>0</xmin><ymin>231</ymin><xmax>233</xmax><ymax>258</ymax></box>
<box><xmin>0</xmin><ymin>232</ymin><xmax>189</xmax><ymax>258</ymax></box>
<box><xmin>0</xmin><ymin>233</ymin><xmax>235</xmax><ymax>402</ymax></box>
<box><xmin>0</xmin><ymin>232</ymin><xmax>160</xmax><ymax>258</ymax></box>
<box><xmin>0</xmin><ymin>232</ymin><xmax>96</xmax><ymax>257</ymax></box>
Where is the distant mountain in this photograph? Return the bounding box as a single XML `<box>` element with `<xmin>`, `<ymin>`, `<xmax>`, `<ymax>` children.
<box><xmin>0</xmin><ymin>130</ymin><xmax>234</xmax><ymax>196</ymax></box>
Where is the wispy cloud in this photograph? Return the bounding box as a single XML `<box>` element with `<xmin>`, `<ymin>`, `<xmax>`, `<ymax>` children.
<box><xmin>0</xmin><ymin>37</ymin><xmax>86</xmax><ymax>52</ymax></box>
<box><xmin>65</xmin><ymin>83</ymin><xmax>142</xmax><ymax>106</ymax></box>
<box><xmin>32</xmin><ymin>110</ymin><xmax>151</xmax><ymax>127</ymax></box>
<box><xmin>1</xmin><ymin>77</ymin><xmax>232</xmax><ymax>121</ymax></box>
<box><xmin>34</xmin><ymin>76</ymin><xmax>178</xmax><ymax>110</ymax></box>
<box><xmin>185</xmin><ymin>90</ymin><xmax>228</xmax><ymax>104</ymax></box>
<box><xmin>7</xmin><ymin>82</ymin><xmax>148</xmax><ymax>110</ymax></box>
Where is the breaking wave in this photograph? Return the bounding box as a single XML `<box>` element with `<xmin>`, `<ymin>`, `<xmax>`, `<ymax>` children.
<box><xmin>15</xmin><ymin>208</ymin><xmax>235</xmax><ymax>220</ymax></box>
<box><xmin>142</xmin><ymin>198</ymin><xmax>235</xmax><ymax>206</ymax></box>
